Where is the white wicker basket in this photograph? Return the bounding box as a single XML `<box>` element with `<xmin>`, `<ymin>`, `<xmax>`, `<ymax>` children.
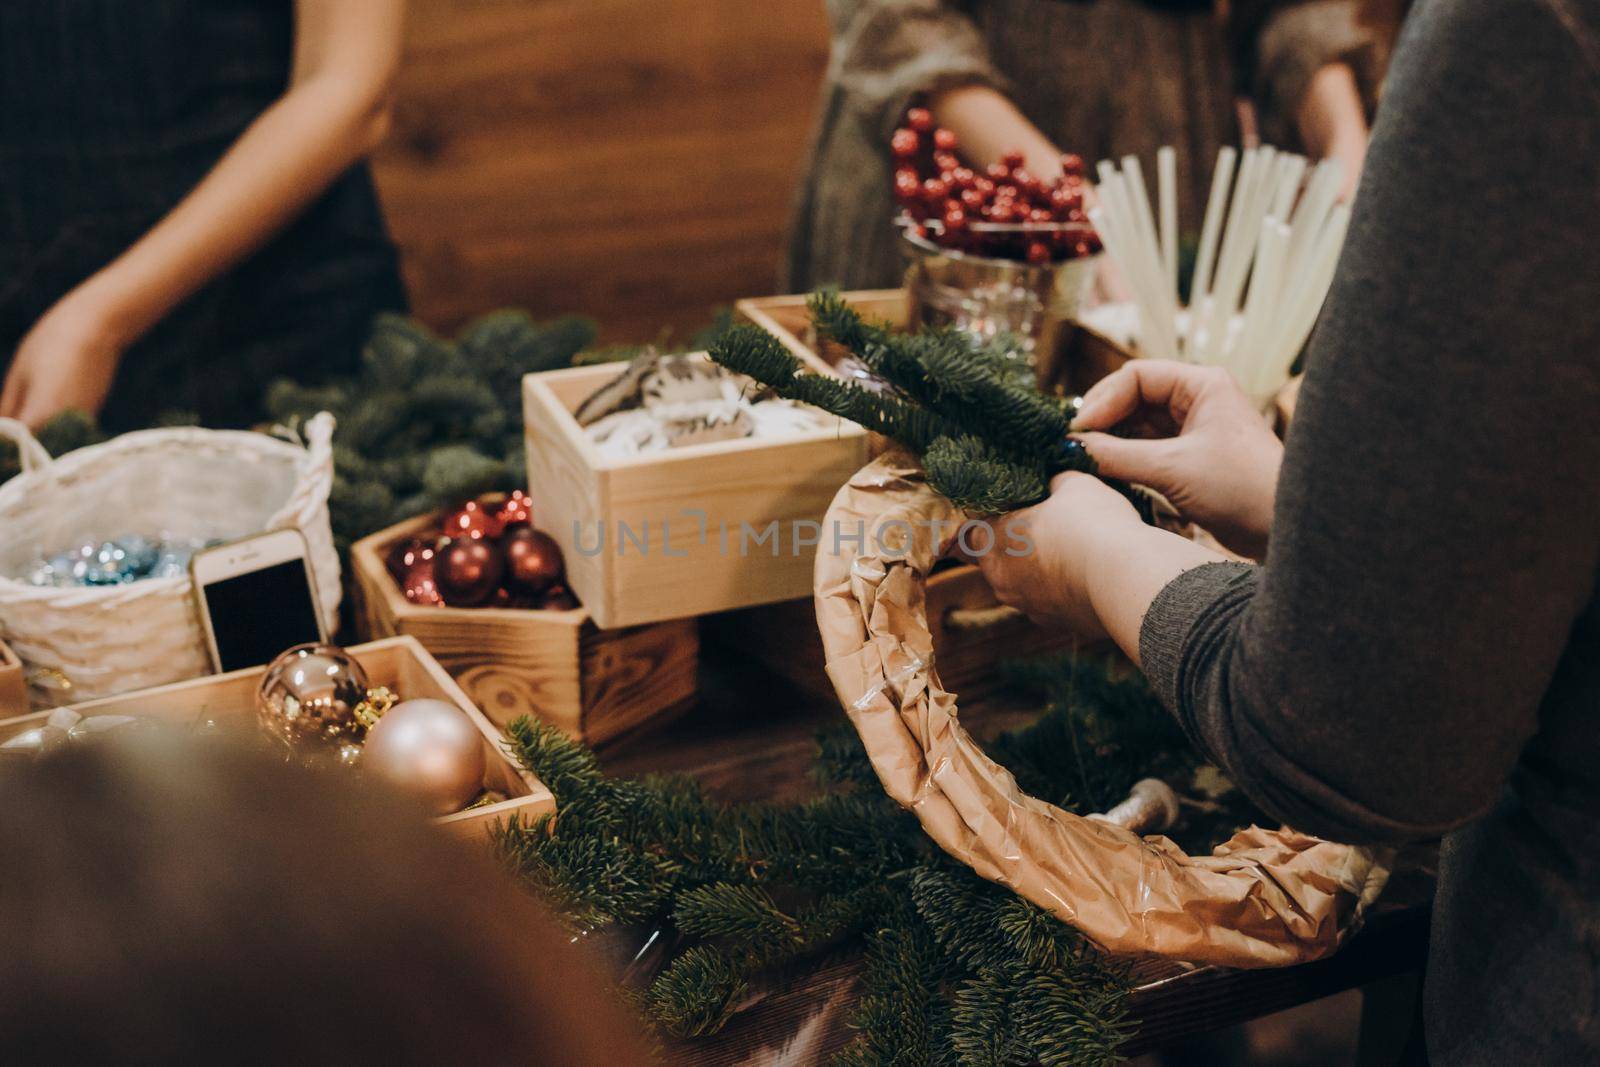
<box><xmin>0</xmin><ymin>413</ymin><xmax>340</xmax><ymax>706</ymax></box>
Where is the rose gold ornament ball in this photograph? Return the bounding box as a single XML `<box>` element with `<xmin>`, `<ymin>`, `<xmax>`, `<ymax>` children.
<box><xmin>361</xmin><ymin>698</ymin><xmax>485</xmax><ymax>815</ymax></box>
<box><xmin>255</xmin><ymin>643</ymin><xmax>371</xmax><ymax>751</ymax></box>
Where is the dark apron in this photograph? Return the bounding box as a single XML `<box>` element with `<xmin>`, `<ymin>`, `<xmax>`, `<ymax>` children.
<box><xmin>0</xmin><ymin>0</ymin><xmax>406</xmax><ymax>431</ymax></box>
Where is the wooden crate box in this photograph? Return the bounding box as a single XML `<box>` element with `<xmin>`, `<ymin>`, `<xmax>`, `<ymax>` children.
<box><xmin>0</xmin><ymin>636</ymin><xmax>554</xmax><ymax>842</ymax></box>
<box><xmin>523</xmin><ymin>355</ymin><xmax>871</xmax><ymax>629</ymax></box>
<box><xmin>705</xmin><ymin>561</ymin><xmax>1078</xmax><ymax>703</ymax></box>
<box><xmin>0</xmin><ymin>636</ymin><xmax>25</xmax><ymax>718</ymax></box>
<box><xmin>350</xmin><ymin>515</ymin><xmax>697</xmax><ymax>746</ymax></box>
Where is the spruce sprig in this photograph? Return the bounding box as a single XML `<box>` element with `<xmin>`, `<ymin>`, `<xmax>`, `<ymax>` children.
<box><xmin>708</xmin><ymin>292</ymin><xmax>1104</xmax><ymax>514</ymax></box>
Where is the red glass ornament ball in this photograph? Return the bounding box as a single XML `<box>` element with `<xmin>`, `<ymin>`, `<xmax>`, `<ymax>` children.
<box><xmin>932</xmin><ymin>127</ymin><xmax>958</xmax><ymax>151</ymax></box>
<box><xmin>1000</xmin><ymin>149</ymin><xmax>1025</xmax><ymax>170</ymax></box>
<box><xmin>1026</xmin><ymin>241</ymin><xmax>1052</xmax><ymax>265</ymax></box>
<box><xmin>435</xmin><ymin>538</ymin><xmax>505</xmax><ymax>607</ymax></box>
<box><xmin>1059</xmin><ymin>153</ymin><xmax>1086</xmax><ymax>177</ymax></box>
<box><xmin>400</xmin><ymin>553</ymin><xmax>444</xmax><ymax>606</ymax></box>
<box><xmin>440</xmin><ymin>499</ymin><xmax>503</xmax><ymax>542</ymax></box>
<box><xmin>932</xmin><ymin>151</ymin><xmax>959</xmax><ymax>173</ymax></box>
<box><xmin>906</xmin><ymin>107</ymin><xmax>934</xmax><ymax>132</ymax></box>
<box><xmin>985</xmin><ymin>163</ymin><xmax>1010</xmax><ymax>183</ymax></box>
<box><xmin>503</xmin><ymin>526</ymin><xmax>566</xmax><ymax>597</ymax></box>
<box><xmin>891</xmin><ymin>127</ymin><xmax>920</xmax><ymax>159</ymax></box>
<box><xmin>495</xmin><ymin>489</ymin><xmax>536</xmax><ymax>530</ymax></box>
<box><xmin>385</xmin><ymin>537</ymin><xmax>436</xmax><ymax>583</ymax></box>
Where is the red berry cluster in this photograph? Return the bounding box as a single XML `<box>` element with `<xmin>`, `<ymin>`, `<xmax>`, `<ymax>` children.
<box><xmin>384</xmin><ymin>491</ymin><xmax>575</xmax><ymax>611</ymax></box>
<box><xmin>892</xmin><ymin>108</ymin><xmax>1100</xmax><ymax>265</ymax></box>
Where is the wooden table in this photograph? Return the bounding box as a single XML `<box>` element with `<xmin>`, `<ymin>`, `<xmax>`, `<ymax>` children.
<box><xmin>599</xmin><ymin>640</ymin><xmax>1432</xmax><ymax>1064</ymax></box>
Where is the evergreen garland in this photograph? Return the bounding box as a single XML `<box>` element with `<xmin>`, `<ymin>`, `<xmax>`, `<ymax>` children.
<box><xmin>495</xmin><ymin>655</ymin><xmax>1256</xmax><ymax>1065</ymax></box>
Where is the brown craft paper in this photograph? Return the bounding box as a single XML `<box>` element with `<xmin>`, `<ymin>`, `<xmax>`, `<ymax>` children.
<box><xmin>814</xmin><ymin>455</ymin><xmax>1390</xmax><ymax>967</ymax></box>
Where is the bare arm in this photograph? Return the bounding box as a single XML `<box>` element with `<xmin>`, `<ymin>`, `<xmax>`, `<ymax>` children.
<box><xmin>926</xmin><ymin>84</ymin><xmax>1063</xmax><ymax>181</ymax></box>
<box><xmin>1294</xmin><ymin>62</ymin><xmax>1368</xmax><ymax>199</ymax></box>
<box><xmin>1</xmin><ymin>0</ymin><xmax>406</xmax><ymax>426</ymax></box>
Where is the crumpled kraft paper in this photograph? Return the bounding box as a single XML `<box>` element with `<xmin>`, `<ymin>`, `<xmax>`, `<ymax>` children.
<box><xmin>813</xmin><ymin>454</ymin><xmax>1391</xmax><ymax>967</ymax></box>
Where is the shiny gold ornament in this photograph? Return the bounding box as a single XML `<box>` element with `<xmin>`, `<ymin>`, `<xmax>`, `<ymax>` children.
<box><xmin>255</xmin><ymin>644</ymin><xmax>370</xmax><ymax>752</ymax></box>
<box><xmin>361</xmin><ymin>698</ymin><xmax>485</xmax><ymax>815</ymax></box>
<box><xmin>352</xmin><ymin>685</ymin><xmax>397</xmax><ymax>734</ymax></box>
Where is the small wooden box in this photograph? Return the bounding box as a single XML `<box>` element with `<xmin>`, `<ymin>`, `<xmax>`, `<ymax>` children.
<box><xmin>0</xmin><ymin>636</ymin><xmax>554</xmax><ymax>841</ymax></box>
<box><xmin>0</xmin><ymin>636</ymin><xmax>26</xmax><ymax>718</ymax></box>
<box><xmin>736</xmin><ymin>289</ymin><xmax>907</xmax><ymax>371</ymax></box>
<box><xmin>349</xmin><ymin>515</ymin><xmax>698</xmax><ymax>745</ymax></box>
<box><xmin>705</xmin><ymin>561</ymin><xmax>1077</xmax><ymax>702</ymax></box>
<box><xmin>523</xmin><ymin>356</ymin><xmax>871</xmax><ymax>629</ymax></box>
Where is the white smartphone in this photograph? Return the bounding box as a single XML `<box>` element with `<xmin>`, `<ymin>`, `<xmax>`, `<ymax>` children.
<box><xmin>191</xmin><ymin>528</ymin><xmax>326</xmax><ymax>673</ymax></box>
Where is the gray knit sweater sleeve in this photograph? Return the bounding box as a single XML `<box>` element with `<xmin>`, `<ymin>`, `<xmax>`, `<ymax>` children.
<box><xmin>1138</xmin><ymin>0</ymin><xmax>1600</xmax><ymax>846</ymax></box>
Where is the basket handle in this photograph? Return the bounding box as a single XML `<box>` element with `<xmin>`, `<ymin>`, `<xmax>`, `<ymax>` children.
<box><xmin>0</xmin><ymin>418</ymin><xmax>52</xmax><ymax>474</ymax></box>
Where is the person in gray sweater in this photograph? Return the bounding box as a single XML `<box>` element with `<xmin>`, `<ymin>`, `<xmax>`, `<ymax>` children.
<box><xmin>974</xmin><ymin>0</ymin><xmax>1600</xmax><ymax>1060</ymax></box>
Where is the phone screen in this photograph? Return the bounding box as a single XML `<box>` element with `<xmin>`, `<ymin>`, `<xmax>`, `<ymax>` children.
<box><xmin>200</xmin><ymin>560</ymin><xmax>323</xmax><ymax>672</ymax></box>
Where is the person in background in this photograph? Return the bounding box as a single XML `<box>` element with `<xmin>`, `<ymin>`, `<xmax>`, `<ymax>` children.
<box><xmin>0</xmin><ymin>736</ymin><xmax>650</xmax><ymax>1065</ymax></box>
<box><xmin>972</xmin><ymin>0</ymin><xmax>1600</xmax><ymax>1059</ymax></box>
<box><xmin>0</xmin><ymin>1</ymin><xmax>409</xmax><ymax>432</ymax></box>
<box><xmin>786</xmin><ymin>0</ymin><xmax>1386</xmax><ymax>292</ymax></box>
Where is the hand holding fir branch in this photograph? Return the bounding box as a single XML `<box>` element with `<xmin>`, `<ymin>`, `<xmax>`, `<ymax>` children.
<box><xmin>709</xmin><ymin>291</ymin><xmax>1242</xmax><ymax>659</ymax></box>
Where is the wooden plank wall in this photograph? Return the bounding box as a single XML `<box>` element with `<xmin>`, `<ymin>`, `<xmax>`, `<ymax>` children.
<box><xmin>371</xmin><ymin>0</ymin><xmax>832</xmax><ymax>344</ymax></box>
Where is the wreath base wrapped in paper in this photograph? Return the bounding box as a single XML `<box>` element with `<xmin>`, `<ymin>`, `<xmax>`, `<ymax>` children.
<box><xmin>814</xmin><ymin>455</ymin><xmax>1390</xmax><ymax>968</ymax></box>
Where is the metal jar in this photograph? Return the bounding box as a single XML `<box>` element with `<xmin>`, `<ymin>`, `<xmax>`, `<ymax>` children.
<box><xmin>901</xmin><ymin>229</ymin><xmax>1099</xmax><ymax>389</ymax></box>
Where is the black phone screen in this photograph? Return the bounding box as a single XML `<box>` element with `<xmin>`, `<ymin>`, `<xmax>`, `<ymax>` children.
<box><xmin>201</xmin><ymin>561</ymin><xmax>323</xmax><ymax>672</ymax></box>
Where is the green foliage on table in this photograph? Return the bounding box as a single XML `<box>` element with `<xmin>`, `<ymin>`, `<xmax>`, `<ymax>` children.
<box><xmin>708</xmin><ymin>290</ymin><xmax>1097</xmax><ymax>515</ymax></box>
<box><xmin>264</xmin><ymin>310</ymin><xmax>597</xmax><ymax>550</ymax></box>
<box><xmin>497</xmin><ymin>655</ymin><xmax>1255</xmax><ymax>1066</ymax></box>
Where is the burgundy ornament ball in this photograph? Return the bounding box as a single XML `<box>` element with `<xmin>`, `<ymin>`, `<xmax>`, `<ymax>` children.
<box><xmin>440</xmin><ymin>499</ymin><xmax>504</xmax><ymax>542</ymax></box>
<box><xmin>435</xmin><ymin>538</ymin><xmax>505</xmax><ymax>606</ymax></box>
<box><xmin>386</xmin><ymin>538</ymin><xmax>435</xmax><ymax>582</ymax></box>
<box><xmin>401</xmin><ymin>552</ymin><xmax>443</xmax><ymax>606</ymax></box>
<box><xmin>494</xmin><ymin>489</ymin><xmax>536</xmax><ymax>530</ymax></box>
<box><xmin>503</xmin><ymin>526</ymin><xmax>565</xmax><ymax>597</ymax></box>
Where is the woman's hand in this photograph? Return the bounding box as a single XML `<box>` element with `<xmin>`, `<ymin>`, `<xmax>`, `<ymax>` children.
<box><xmin>969</xmin><ymin>471</ymin><xmax>1146</xmax><ymax>642</ymax></box>
<box><xmin>972</xmin><ymin>469</ymin><xmax>1229</xmax><ymax>659</ymax></box>
<box><xmin>0</xmin><ymin>293</ymin><xmax>124</xmax><ymax>427</ymax></box>
<box><xmin>1071</xmin><ymin>361</ymin><xmax>1283</xmax><ymax>559</ymax></box>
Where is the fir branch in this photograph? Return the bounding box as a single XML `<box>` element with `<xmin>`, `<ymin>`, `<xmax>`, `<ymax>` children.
<box><xmin>492</xmin><ymin>650</ymin><xmax>1260</xmax><ymax>1059</ymax></box>
<box><xmin>709</xmin><ymin>325</ymin><xmax>959</xmax><ymax>451</ymax></box>
<box><xmin>949</xmin><ymin>969</ymin><xmax>1027</xmax><ymax>1067</ymax></box>
<box><xmin>646</xmin><ymin>945</ymin><xmax>750</xmax><ymax>1038</ymax></box>
<box><xmin>674</xmin><ymin>883</ymin><xmax>802</xmax><ymax>946</ymax></box>
<box><xmin>808</xmin><ymin>288</ymin><xmax>893</xmax><ymax>354</ymax></box>
<box><xmin>923</xmin><ymin>435</ymin><xmax>1051</xmax><ymax>514</ymax></box>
